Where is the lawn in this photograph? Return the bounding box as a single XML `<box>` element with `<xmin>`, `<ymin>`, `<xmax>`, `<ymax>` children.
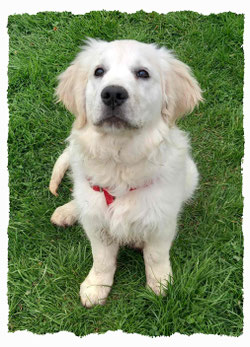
<box><xmin>7</xmin><ymin>11</ymin><xmax>244</xmax><ymax>336</ymax></box>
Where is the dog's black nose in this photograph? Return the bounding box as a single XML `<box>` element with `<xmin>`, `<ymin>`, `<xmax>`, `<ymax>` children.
<box><xmin>101</xmin><ymin>85</ymin><xmax>129</xmax><ymax>108</ymax></box>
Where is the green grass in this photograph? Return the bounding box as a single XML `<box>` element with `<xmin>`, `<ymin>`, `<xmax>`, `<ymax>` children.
<box><xmin>7</xmin><ymin>11</ymin><xmax>244</xmax><ymax>336</ymax></box>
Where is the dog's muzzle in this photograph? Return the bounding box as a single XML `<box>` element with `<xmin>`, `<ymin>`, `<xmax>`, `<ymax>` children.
<box><xmin>95</xmin><ymin>85</ymin><xmax>137</xmax><ymax>129</ymax></box>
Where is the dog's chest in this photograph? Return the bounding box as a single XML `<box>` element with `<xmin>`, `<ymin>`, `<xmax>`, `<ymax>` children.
<box><xmin>83</xmin><ymin>154</ymin><xmax>156</xmax><ymax>191</ymax></box>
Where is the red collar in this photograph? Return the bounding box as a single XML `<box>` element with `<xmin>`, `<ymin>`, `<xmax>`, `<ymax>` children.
<box><xmin>91</xmin><ymin>185</ymin><xmax>136</xmax><ymax>205</ymax></box>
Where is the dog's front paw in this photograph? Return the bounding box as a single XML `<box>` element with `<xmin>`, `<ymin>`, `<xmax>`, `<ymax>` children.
<box><xmin>146</xmin><ymin>279</ymin><xmax>167</xmax><ymax>296</ymax></box>
<box><xmin>51</xmin><ymin>201</ymin><xmax>77</xmax><ymax>227</ymax></box>
<box><xmin>146</xmin><ymin>271</ymin><xmax>172</xmax><ymax>296</ymax></box>
<box><xmin>80</xmin><ymin>278</ymin><xmax>112</xmax><ymax>308</ymax></box>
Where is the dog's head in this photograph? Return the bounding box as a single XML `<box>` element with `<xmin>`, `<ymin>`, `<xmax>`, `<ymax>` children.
<box><xmin>56</xmin><ymin>38</ymin><xmax>202</xmax><ymax>132</ymax></box>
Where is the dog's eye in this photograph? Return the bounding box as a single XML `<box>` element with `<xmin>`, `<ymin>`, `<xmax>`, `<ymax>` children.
<box><xmin>94</xmin><ymin>68</ymin><xmax>105</xmax><ymax>77</ymax></box>
<box><xmin>136</xmin><ymin>69</ymin><xmax>150</xmax><ymax>79</ymax></box>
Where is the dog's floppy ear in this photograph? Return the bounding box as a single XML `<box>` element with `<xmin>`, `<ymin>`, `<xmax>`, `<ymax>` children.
<box><xmin>56</xmin><ymin>38</ymin><xmax>107</xmax><ymax>129</ymax></box>
<box><xmin>55</xmin><ymin>59</ymin><xmax>87</xmax><ymax>129</ymax></box>
<box><xmin>161</xmin><ymin>50</ymin><xmax>203</xmax><ymax>125</ymax></box>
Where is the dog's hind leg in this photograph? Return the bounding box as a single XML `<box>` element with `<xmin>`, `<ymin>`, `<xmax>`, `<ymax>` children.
<box><xmin>49</xmin><ymin>147</ymin><xmax>70</xmax><ymax>196</ymax></box>
<box><xmin>51</xmin><ymin>200</ymin><xmax>78</xmax><ymax>227</ymax></box>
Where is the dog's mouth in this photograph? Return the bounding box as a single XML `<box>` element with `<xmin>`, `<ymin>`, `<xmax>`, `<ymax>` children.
<box><xmin>95</xmin><ymin>114</ymin><xmax>138</xmax><ymax>130</ymax></box>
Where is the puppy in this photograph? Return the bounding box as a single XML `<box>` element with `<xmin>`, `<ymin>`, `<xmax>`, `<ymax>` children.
<box><xmin>49</xmin><ymin>39</ymin><xmax>202</xmax><ymax>307</ymax></box>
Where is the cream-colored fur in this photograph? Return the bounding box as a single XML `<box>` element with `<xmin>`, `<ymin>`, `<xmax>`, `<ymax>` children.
<box><xmin>49</xmin><ymin>39</ymin><xmax>202</xmax><ymax>307</ymax></box>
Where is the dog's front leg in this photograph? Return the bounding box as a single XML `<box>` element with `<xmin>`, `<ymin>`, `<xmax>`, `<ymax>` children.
<box><xmin>143</xmin><ymin>226</ymin><xmax>176</xmax><ymax>295</ymax></box>
<box><xmin>80</xmin><ymin>233</ymin><xmax>119</xmax><ymax>308</ymax></box>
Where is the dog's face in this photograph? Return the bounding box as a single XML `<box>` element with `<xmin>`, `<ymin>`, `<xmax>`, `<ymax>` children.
<box><xmin>85</xmin><ymin>40</ymin><xmax>163</xmax><ymax>132</ymax></box>
<box><xmin>56</xmin><ymin>39</ymin><xmax>202</xmax><ymax>132</ymax></box>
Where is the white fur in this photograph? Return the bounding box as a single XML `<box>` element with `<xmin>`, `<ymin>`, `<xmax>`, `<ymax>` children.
<box><xmin>49</xmin><ymin>147</ymin><xmax>70</xmax><ymax>196</ymax></box>
<box><xmin>50</xmin><ymin>39</ymin><xmax>202</xmax><ymax>307</ymax></box>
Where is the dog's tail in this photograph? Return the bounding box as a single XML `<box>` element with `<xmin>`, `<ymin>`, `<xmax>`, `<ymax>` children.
<box><xmin>49</xmin><ymin>147</ymin><xmax>70</xmax><ymax>196</ymax></box>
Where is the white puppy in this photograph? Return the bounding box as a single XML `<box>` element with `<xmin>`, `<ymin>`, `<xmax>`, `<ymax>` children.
<box><xmin>49</xmin><ymin>39</ymin><xmax>202</xmax><ymax>307</ymax></box>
